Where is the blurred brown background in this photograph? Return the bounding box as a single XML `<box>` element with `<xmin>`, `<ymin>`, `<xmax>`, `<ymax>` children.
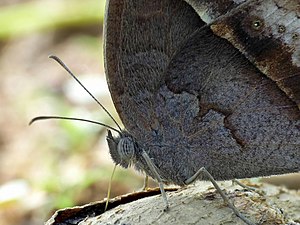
<box><xmin>0</xmin><ymin>1</ymin><xmax>147</xmax><ymax>224</ymax></box>
<box><xmin>0</xmin><ymin>1</ymin><xmax>299</xmax><ymax>225</ymax></box>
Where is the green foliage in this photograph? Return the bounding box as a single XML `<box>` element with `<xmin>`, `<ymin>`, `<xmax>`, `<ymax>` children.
<box><xmin>0</xmin><ymin>0</ymin><xmax>105</xmax><ymax>40</ymax></box>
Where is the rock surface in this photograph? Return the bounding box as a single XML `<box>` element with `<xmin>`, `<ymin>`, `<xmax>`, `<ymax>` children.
<box><xmin>46</xmin><ymin>181</ymin><xmax>300</xmax><ymax>225</ymax></box>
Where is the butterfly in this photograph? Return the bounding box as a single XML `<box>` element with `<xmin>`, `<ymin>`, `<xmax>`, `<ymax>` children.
<box><xmin>31</xmin><ymin>1</ymin><xmax>299</xmax><ymax>224</ymax></box>
<box><xmin>104</xmin><ymin>0</ymin><xmax>299</xmax><ymax>223</ymax></box>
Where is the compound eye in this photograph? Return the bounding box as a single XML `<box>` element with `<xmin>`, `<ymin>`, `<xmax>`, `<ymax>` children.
<box><xmin>117</xmin><ymin>137</ymin><xmax>135</xmax><ymax>160</ymax></box>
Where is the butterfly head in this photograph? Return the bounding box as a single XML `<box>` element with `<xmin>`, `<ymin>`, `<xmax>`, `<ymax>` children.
<box><xmin>106</xmin><ymin>130</ymin><xmax>137</xmax><ymax>168</ymax></box>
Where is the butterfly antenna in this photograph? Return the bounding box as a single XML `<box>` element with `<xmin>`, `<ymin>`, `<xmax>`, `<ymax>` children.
<box><xmin>48</xmin><ymin>55</ymin><xmax>122</xmax><ymax>131</ymax></box>
<box><xmin>29</xmin><ymin>116</ymin><xmax>122</xmax><ymax>135</ymax></box>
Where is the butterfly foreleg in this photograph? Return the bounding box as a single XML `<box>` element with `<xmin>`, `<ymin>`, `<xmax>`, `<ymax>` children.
<box><xmin>141</xmin><ymin>150</ymin><xmax>169</xmax><ymax>211</ymax></box>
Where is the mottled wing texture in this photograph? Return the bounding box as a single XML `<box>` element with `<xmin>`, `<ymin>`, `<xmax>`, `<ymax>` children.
<box><xmin>104</xmin><ymin>0</ymin><xmax>203</xmax><ymax>141</ymax></box>
<box><xmin>104</xmin><ymin>0</ymin><xmax>300</xmax><ymax>185</ymax></box>
<box><xmin>163</xmin><ymin>26</ymin><xmax>300</xmax><ymax>184</ymax></box>
<box><xmin>185</xmin><ymin>0</ymin><xmax>300</xmax><ymax>109</ymax></box>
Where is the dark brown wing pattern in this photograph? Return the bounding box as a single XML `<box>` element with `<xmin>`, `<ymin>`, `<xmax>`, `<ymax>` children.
<box><xmin>104</xmin><ymin>0</ymin><xmax>300</xmax><ymax>185</ymax></box>
<box><xmin>185</xmin><ymin>0</ymin><xmax>300</xmax><ymax>109</ymax></box>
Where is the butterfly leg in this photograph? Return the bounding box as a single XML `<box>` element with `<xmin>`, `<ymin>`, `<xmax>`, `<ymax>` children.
<box><xmin>141</xmin><ymin>150</ymin><xmax>169</xmax><ymax>211</ymax></box>
<box><xmin>142</xmin><ymin>175</ymin><xmax>149</xmax><ymax>190</ymax></box>
<box><xmin>232</xmin><ymin>179</ymin><xmax>257</xmax><ymax>192</ymax></box>
<box><xmin>185</xmin><ymin>167</ymin><xmax>255</xmax><ymax>225</ymax></box>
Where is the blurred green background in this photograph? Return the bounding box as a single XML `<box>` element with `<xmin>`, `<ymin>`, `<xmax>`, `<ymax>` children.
<box><xmin>0</xmin><ymin>1</ymin><xmax>299</xmax><ymax>225</ymax></box>
<box><xmin>0</xmin><ymin>1</ymin><xmax>147</xmax><ymax>224</ymax></box>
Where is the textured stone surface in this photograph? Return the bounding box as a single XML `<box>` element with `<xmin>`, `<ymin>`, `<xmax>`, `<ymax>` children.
<box><xmin>45</xmin><ymin>181</ymin><xmax>300</xmax><ymax>225</ymax></box>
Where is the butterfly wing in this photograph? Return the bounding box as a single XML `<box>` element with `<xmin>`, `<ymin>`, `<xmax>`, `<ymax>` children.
<box><xmin>162</xmin><ymin>25</ymin><xmax>300</xmax><ymax>183</ymax></box>
<box><xmin>184</xmin><ymin>0</ymin><xmax>300</xmax><ymax>109</ymax></box>
<box><xmin>104</xmin><ymin>0</ymin><xmax>300</xmax><ymax>185</ymax></box>
<box><xmin>104</xmin><ymin>0</ymin><xmax>203</xmax><ymax>142</ymax></box>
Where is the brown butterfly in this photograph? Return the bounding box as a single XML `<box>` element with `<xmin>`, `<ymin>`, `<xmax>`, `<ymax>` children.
<box><xmin>31</xmin><ymin>1</ymin><xmax>299</xmax><ymax>224</ymax></box>
<box><xmin>104</xmin><ymin>0</ymin><xmax>299</xmax><ymax>224</ymax></box>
